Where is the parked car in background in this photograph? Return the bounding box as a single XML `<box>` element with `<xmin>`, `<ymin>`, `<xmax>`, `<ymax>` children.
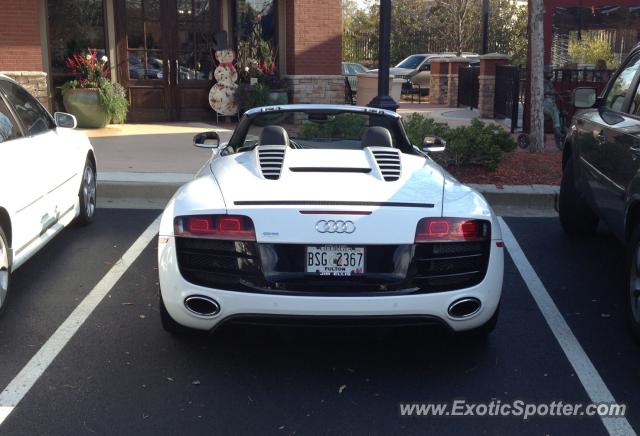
<box><xmin>0</xmin><ymin>74</ymin><xmax>97</xmax><ymax>316</ymax></box>
<box><xmin>342</xmin><ymin>62</ymin><xmax>370</xmax><ymax>93</ymax></box>
<box><xmin>372</xmin><ymin>52</ymin><xmax>479</xmax><ymax>93</ymax></box>
<box><xmin>157</xmin><ymin>104</ymin><xmax>504</xmax><ymax>340</ymax></box>
<box><xmin>559</xmin><ymin>43</ymin><xmax>640</xmax><ymax>342</ymax></box>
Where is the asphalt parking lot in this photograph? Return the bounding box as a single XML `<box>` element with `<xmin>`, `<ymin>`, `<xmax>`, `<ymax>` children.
<box><xmin>0</xmin><ymin>208</ymin><xmax>639</xmax><ymax>435</ymax></box>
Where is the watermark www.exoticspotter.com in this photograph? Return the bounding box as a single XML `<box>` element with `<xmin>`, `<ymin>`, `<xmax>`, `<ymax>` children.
<box><xmin>399</xmin><ymin>400</ymin><xmax>627</xmax><ymax>420</ymax></box>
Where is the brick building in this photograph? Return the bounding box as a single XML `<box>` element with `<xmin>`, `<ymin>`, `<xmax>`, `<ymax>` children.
<box><xmin>0</xmin><ymin>0</ymin><xmax>343</xmax><ymax>122</ymax></box>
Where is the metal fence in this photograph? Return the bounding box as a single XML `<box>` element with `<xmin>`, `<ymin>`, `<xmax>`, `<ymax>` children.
<box><xmin>458</xmin><ymin>66</ymin><xmax>480</xmax><ymax>109</ymax></box>
<box><xmin>494</xmin><ymin>65</ymin><xmax>521</xmax><ymax>133</ymax></box>
<box><xmin>519</xmin><ymin>68</ymin><xmax>613</xmax><ymax>134</ymax></box>
<box><xmin>342</xmin><ymin>31</ymin><xmax>380</xmax><ymax>65</ymax></box>
<box><xmin>343</xmin><ymin>30</ymin><xmax>457</xmax><ymax>65</ymax></box>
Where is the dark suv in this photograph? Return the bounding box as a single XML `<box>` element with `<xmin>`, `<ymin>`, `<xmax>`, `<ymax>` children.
<box><xmin>560</xmin><ymin>43</ymin><xmax>640</xmax><ymax>342</ymax></box>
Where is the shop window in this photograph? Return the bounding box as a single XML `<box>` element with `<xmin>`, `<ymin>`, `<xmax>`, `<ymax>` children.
<box><xmin>233</xmin><ymin>0</ymin><xmax>278</xmax><ymax>83</ymax></box>
<box><xmin>234</xmin><ymin>0</ymin><xmax>276</xmax><ymax>45</ymax></box>
<box><xmin>47</xmin><ymin>0</ymin><xmax>107</xmax><ymax>108</ymax></box>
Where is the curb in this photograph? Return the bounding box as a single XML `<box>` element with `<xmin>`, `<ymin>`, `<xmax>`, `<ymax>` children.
<box><xmin>97</xmin><ymin>173</ymin><xmax>560</xmax><ymax>211</ymax></box>
<box><xmin>97</xmin><ymin>172</ymin><xmax>190</xmax><ymax>201</ymax></box>
<box><xmin>469</xmin><ymin>184</ymin><xmax>559</xmax><ymax>210</ymax></box>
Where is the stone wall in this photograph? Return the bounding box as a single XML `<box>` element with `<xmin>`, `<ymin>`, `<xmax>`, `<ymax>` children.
<box><xmin>478</xmin><ymin>75</ymin><xmax>496</xmax><ymax>118</ymax></box>
<box><xmin>446</xmin><ymin>73</ymin><xmax>459</xmax><ymax>107</ymax></box>
<box><xmin>0</xmin><ymin>71</ymin><xmax>49</xmax><ymax>109</ymax></box>
<box><xmin>286</xmin><ymin>75</ymin><xmax>345</xmax><ymax>104</ymax></box>
<box><xmin>429</xmin><ymin>60</ymin><xmax>448</xmax><ymax>105</ymax></box>
<box><xmin>429</xmin><ymin>74</ymin><xmax>448</xmax><ymax>105</ymax></box>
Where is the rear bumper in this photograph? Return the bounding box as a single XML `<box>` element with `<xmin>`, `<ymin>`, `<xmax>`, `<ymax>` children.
<box><xmin>211</xmin><ymin>314</ymin><xmax>449</xmax><ymax>332</ymax></box>
<box><xmin>158</xmin><ymin>238</ymin><xmax>504</xmax><ymax>332</ymax></box>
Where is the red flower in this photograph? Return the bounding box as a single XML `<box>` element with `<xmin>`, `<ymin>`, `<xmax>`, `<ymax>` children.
<box><xmin>65</xmin><ymin>48</ymin><xmax>110</xmax><ymax>87</ymax></box>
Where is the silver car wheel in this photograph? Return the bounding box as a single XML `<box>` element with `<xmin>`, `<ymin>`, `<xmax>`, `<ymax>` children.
<box><xmin>0</xmin><ymin>233</ymin><xmax>8</xmax><ymax>310</ymax></box>
<box><xmin>83</xmin><ymin>165</ymin><xmax>96</xmax><ymax>219</ymax></box>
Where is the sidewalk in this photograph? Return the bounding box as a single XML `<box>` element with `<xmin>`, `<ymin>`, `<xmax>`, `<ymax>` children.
<box><xmin>83</xmin><ymin>122</ymin><xmax>234</xmax><ymax>174</ymax></box>
<box><xmin>398</xmin><ymin>102</ymin><xmax>510</xmax><ymax>129</ymax></box>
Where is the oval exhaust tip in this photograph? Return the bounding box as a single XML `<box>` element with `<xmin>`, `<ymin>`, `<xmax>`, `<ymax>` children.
<box><xmin>184</xmin><ymin>295</ymin><xmax>220</xmax><ymax>317</ymax></box>
<box><xmin>448</xmin><ymin>297</ymin><xmax>481</xmax><ymax>319</ymax></box>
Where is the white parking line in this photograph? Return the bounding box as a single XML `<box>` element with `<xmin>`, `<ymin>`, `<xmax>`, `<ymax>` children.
<box><xmin>499</xmin><ymin>217</ymin><xmax>636</xmax><ymax>436</ymax></box>
<box><xmin>0</xmin><ymin>215</ymin><xmax>161</xmax><ymax>426</ymax></box>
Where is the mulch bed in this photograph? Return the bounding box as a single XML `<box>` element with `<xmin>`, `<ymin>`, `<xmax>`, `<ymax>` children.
<box><xmin>446</xmin><ymin>148</ymin><xmax>562</xmax><ymax>187</ymax></box>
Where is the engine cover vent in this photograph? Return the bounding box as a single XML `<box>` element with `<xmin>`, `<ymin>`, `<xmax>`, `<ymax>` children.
<box><xmin>370</xmin><ymin>148</ymin><xmax>401</xmax><ymax>181</ymax></box>
<box><xmin>257</xmin><ymin>146</ymin><xmax>286</xmax><ymax>180</ymax></box>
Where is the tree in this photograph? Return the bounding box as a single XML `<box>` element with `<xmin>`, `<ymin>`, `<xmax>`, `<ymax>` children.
<box><xmin>429</xmin><ymin>0</ymin><xmax>482</xmax><ymax>54</ymax></box>
<box><xmin>568</xmin><ymin>32</ymin><xmax>616</xmax><ymax>67</ymax></box>
<box><xmin>390</xmin><ymin>0</ymin><xmax>432</xmax><ymax>61</ymax></box>
<box><xmin>509</xmin><ymin>5</ymin><xmax>529</xmax><ymax>66</ymax></box>
<box><xmin>341</xmin><ymin>0</ymin><xmax>527</xmax><ymax>64</ymax></box>
<box><xmin>342</xmin><ymin>0</ymin><xmax>377</xmax><ymax>32</ymax></box>
<box><xmin>529</xmin><ymin>0</ymin><xmax>545</xmax><ymax>152</ymax></box>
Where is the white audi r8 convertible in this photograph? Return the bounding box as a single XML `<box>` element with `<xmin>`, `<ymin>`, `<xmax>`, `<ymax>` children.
<box><xmin>0</xmin><ymin>74</ymin><xmax>97</xmax><ymax>316</ymax></box>
<box><xmin>158</xmin><ymin>104</ymin><xmax>504</xmax><ymax>337</ymax></box>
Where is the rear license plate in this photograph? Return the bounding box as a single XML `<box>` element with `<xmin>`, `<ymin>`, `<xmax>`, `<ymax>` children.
<box><xmin>306</xmin><ymin>245</ymin><xmax>365</xmax><ymax>276</ymax></box>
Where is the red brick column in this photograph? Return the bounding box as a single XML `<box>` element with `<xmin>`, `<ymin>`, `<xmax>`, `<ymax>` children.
<box><xmin>429</xmin><ymin>59</ymin><xmax>449</xmax><ymax>105</ymax></box>
<box><xmin>478</xmin><ymin>54</ymin><xmax>511</xmax><ymax>118</ymax></box>
<box><xmin>445</xmin><ymin>58</ymin><xmax>469</xmax><ymax>107</ymax></box>
<box><xmin>284</xmin><ymin>0</ymin><xmax>343</xmax><ymax>103</ymax></box>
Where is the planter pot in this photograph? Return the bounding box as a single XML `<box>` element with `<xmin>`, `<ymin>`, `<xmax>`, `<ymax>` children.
<box><xmin>355</xmin><ymin>73</ymin><xmax>403</xmax><ymax>106</ymax></box>
<box><xmin>267</xmin><ymin>90</ymin><xmax>288</xmax><ymax>105</ymax></box>
<box><xmin>254</xmin><ymin>90</ymin><xmax>289</xmax><ymax>125</ymax></box>
<box><xmin>62</xmin><ymin>88</ymin><xmax>111</xmax><ymax>128</ymax></box>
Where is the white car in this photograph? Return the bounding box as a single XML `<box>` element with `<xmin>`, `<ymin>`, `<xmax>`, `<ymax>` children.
<box><xmin>158</xmin><ymin>105</ymin><xmax>504</xmax><ymax>337</ymax></box>
<box><xmin>0</xmin><ymin>75</ymin><xmax>96</xmax><ymax>315</ymax></box>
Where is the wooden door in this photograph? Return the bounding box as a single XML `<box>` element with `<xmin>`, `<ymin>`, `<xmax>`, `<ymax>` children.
<box><xmin>116</xmin><ymin>0</ymin><xmax>219</xmax><ymax>122</ymax></box>
<box><xmin>170</xmin><ymin>0</ymin><xmax>219</xmax><ymax>121</ymax></box>
<box><xmin>116</xmin><ymin>0</ymin><xmax>172</xmax><ymax>122</ymax></box>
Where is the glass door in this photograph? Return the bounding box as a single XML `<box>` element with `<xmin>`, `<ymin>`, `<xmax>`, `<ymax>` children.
<box><xmin>171</xmin><ymin>0</ymin><xmax>219</xmax><ymax>120</ymax></box>
<box><xmin>117</xmin><ymin>0</ymin><xmax>171</xmax><ymax>122</ymax></box>
<box><xmin>116</xmin><ymin>0</ymin><xmax>219</xmax><ymax>121</ymax></box>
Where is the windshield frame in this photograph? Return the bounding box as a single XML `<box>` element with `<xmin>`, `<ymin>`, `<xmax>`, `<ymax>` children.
<box><xmin>223</xmin><ymin>106</ymin><xmax>416</xmax><ymax>155</ymax></box>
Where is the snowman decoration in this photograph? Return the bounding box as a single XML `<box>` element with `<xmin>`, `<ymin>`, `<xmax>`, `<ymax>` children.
<box><xmin>208</xmin><ymin>49</ymin><xmax>239</xmax><ymax>117</ymax></box>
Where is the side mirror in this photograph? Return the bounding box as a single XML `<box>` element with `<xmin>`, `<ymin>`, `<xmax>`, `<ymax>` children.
<box><xmin>573</xmin><ymin>87</ymin><xmax>598</xmax><ymax>109</ymax></box>
<box><xmin>422</xmin><ymin>135</ymin><xmax>446</xmax><ymax>152</ymax></box>
<box><xmin>54</xmin><ymin>112</ymin><xmax>77</xmax><ymax>129</ymax></box>
<box><xmin>193</xmin><ymin>131</ymin><xmax>220</xmax><ymax>148</ymax></box>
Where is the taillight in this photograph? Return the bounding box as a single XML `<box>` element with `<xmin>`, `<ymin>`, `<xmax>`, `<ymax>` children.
<box><xmin>175</xmin><ymin>215</ymin><xmax>256</xmax><ymax>241</ymax></box>
<box><xmin>415</xmin><ymin>218</ymin><xmax>490</xmax><ymax>242</ymax></box>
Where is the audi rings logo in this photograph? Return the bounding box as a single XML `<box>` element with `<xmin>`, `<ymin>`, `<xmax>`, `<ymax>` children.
<box><xmin>315</xmin><ymin>220</ymin><xmax>356</xmax><ymax>234</ymax></box>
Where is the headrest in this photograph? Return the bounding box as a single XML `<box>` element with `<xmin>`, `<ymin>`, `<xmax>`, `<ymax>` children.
<box><xmin>361</xmin><ymin>126</ymin><xmax>393</xmax><ymax>148</ymax></box>
<box><xmin>260</xmin><ymin>125</ymin><xmax>289</xmax><ymax>146</ymax></box>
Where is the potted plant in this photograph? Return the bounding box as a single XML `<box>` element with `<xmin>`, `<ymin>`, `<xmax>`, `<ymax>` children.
<box><xmin>257</xmin><ymin>61</ymin><xmax>289</xmax><ymax>106</ymax></box>
<box><xmin>235</xmin><ymin>24</ymin><xmax>288</xmax><ymax>115</ymax></box>
<box><xmin>61</xmin><ymin>49</ymin><xmax>129</xmax><ymax>128</ymax></box>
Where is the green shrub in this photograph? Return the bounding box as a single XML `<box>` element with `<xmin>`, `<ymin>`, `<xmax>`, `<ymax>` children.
<box><xmin>97</xmin><ymin>79</ymin><xmax>129</xmax><ymax>124</ymax></box>
<box><xmin>481</xmin><ymin>121</ymin><xmax>517</xmax><ymax>152</ymax></box>
<box><xmin>403</xmin><ymin>113</ymin><xmax>449</xmax><ymax>146</ymax></box>
<box><xmin>440</xmin><ymin>122</ymin><xmax>502</xmax><ymax>170</ymax></box>
<box><xmin>402</xmin><ymin>114</ymin><xmax>516</xmax><ymax>170</ymax></box>
<box><xmin>568</xmin><ymin>32</ymin><xmax>617</xmax><ymax>67</ymax></box>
